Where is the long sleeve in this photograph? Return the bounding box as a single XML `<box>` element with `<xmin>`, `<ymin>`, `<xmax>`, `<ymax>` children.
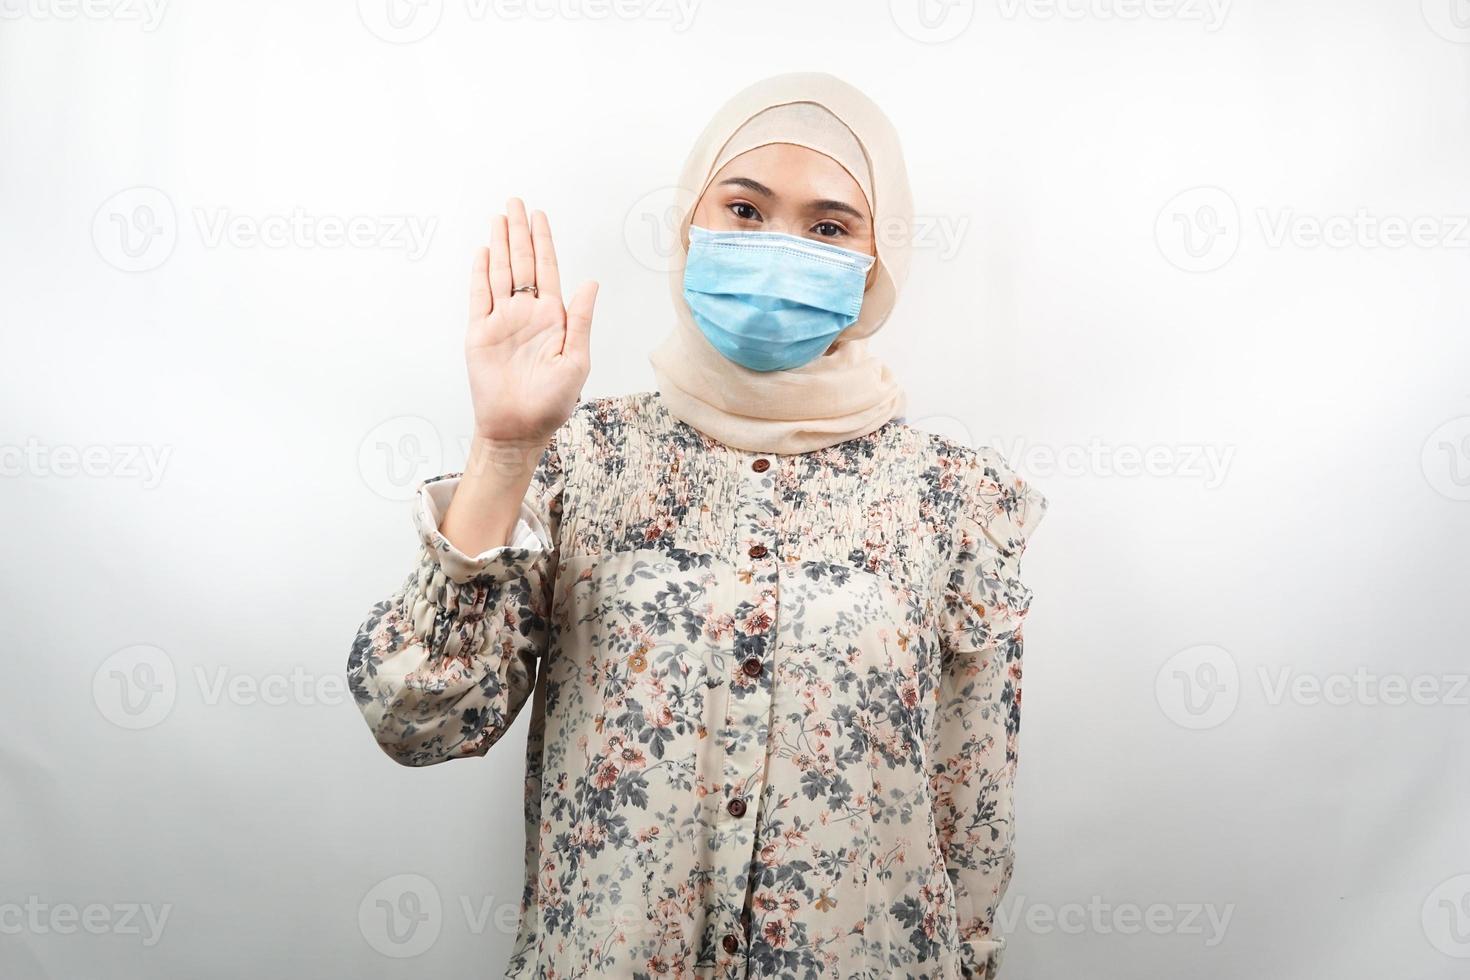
<box><xmin>929</xmin><ymin>448</ymin><xmax>1048</xmax><ymax>979</ymax></box>
<box><xmin>346</xmin><ymin>432</ymin><xmax>566</xmax><ymax>767</ymax></box>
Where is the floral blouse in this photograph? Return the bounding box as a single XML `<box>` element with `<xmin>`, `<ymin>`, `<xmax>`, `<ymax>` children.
<box><xmin>347</xmin><ymin>390</ymin><xmax>1047</xmax><ymax>980</ymax></box>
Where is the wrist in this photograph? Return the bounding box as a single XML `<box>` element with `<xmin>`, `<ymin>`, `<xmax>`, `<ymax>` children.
<box><xmin>463</xmin><ymin>432</ymin><xmax>547</xmax><ymax>481</ymax></box>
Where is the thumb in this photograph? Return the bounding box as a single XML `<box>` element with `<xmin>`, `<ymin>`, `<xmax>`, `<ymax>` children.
<box><xmin>563</xmin><ymin>280</ymin><xmax>599</xmax><ymax>361</ymax></box>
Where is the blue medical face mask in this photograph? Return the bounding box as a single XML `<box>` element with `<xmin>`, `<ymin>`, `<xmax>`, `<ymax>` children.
<box><xmin>682</xmin><ymin>224</ymin><xmax>876</xmax><ymax>372</ymax></box>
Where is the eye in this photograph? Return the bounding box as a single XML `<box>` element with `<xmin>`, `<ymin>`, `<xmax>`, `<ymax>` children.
<box><xmin>728</xmin><ymin>201</ymin><xmax>762</xmax><ymax>222</ymax></box>
<box><xmin>811</xmin><ymin>221</ymin><xmax>847</xmax><ymax>238</ymax></box>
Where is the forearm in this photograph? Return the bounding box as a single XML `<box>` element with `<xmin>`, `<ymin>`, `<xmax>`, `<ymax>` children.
<box><xmin>347</xmin><ymin>428</ymin><xmax>567</xmax><ymax>766</ymax></box>
<box><xmin>440</xmin><ymin>434</ymin><xmax>547</xmax><ymax>555</ymax></box>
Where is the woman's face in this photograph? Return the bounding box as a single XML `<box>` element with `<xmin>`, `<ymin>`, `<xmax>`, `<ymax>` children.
<box><xmin>690</xmin><ymin>142</ymin><xmax>876</xmax><ymax>259</ymax></box>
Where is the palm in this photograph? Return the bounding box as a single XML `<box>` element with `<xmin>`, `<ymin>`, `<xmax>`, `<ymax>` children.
<box><xmin>466</xmin><ymin>199</ymin><xmax>599</xmax><ymax>446</ymax></box>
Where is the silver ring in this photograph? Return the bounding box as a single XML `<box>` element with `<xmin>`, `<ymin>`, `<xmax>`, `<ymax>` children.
<box><xmin>511</xmin><ymin>283</ymin><xmax>538</xmax><ymax>297</ymax></box>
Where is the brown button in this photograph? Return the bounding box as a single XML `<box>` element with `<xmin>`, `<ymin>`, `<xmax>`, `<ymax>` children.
<box><xmin>751</xmin><ymin>457</ymin><xmax>770</xmax><ymax>472</ymax></box>
<box><xmin>748</xmin><ymin>543</ymin><xmax>767</xmax><ymax>559</ymax></box>
<box><xmin>741</xmin><ymin>657</ymin><xmax>763</xmax><ymax>678</ymax></box>
<box><xmin>722</xmin><ymin>933</ymin><xmax>740</xmax><ymax>954</ymax></box>
<box><xmin>727</xmin><ymin>797</ymin><xmax>747</xmax><ymax>817</ymax></box>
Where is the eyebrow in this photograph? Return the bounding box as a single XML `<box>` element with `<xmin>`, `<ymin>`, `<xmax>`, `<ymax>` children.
<box><xmin>808</xmin><ymin>199</ymin><xmax>867</xmax><ymax>221</ymax></box>
<box><xmin>717</xmin><ymin>178</ymin><xmax>868</xmax><ymax>223</ymax></box>
<box><xmin>718</xmin><ymin>177</ymin><xmax>775</xmax><ymax>197</ymax></box>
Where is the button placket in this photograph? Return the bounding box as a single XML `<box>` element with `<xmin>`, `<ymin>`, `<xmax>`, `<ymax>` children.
<box><xmin>713</xmin><ymin>448</ymin><xmax>781</xmax><ymax>969</ymax></box>
<box><xmin>737</xmin><ymin>448</ymin><xmax>779</xmax><ymax>686</ymax></box>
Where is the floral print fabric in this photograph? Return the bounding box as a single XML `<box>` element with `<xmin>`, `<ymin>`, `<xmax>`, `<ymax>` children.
<box><xmin>347</xmin><ymin>391</ymin><xmax>1047</xmax><ymax>979</ymax></box>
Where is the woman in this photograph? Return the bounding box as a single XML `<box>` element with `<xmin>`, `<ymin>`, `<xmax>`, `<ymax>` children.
<box><xmin>347</xmin><ymin>71</ymin><xmax>1047</xmax><ymax>980</ymax></box>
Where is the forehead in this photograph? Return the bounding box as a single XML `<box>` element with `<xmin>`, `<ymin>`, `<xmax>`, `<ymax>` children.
<box><xmin>708</xmin><ymin>143</ymin><xmax>870</xmax><ymax>216</ymax></box>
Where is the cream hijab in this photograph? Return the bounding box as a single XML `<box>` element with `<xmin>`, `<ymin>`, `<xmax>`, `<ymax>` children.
<box><xmin>647</xmin><ymin>72</ymin><xmax>912</xmax><ymax>455</ymax></box>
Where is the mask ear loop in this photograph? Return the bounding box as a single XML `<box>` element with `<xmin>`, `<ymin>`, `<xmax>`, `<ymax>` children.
<box><xmin>862</xmin><ymin>234</ymin><xmax>882</xmax><ymax>292</ymax></box>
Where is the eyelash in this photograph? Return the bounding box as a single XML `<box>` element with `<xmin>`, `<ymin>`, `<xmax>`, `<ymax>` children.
<box><xmin>729</xmin><ymin>201</ymin><xmax>762</xmax><ymax>223</ymax></box>
<box><xmin>726</xmin><ymin>201</ymin><xmax>850</xmax><ymax>239</ymax></box>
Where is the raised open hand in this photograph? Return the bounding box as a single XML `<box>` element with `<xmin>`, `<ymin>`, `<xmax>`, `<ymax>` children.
<box><xmin>465</xmin><ymin>197</ymin><xmax>598</xmax><ymax>451</ymax></box>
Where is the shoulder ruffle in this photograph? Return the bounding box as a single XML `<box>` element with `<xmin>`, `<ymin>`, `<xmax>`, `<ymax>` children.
<box><xmin>928</xmin><ymin>438</ymin><xmax>1048</xmax><ymax>562</ymax></box>
<box><xmin>965</xmin><ymin>445</ymin><xmax>1047</xmax><ymax>560</ymax></box>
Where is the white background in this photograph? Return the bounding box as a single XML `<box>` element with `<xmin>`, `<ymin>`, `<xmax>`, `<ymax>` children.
<box><xmin>3</xmin><ymin>1</ymin><xmax>1468</xmax><ymax>977</ymax></box>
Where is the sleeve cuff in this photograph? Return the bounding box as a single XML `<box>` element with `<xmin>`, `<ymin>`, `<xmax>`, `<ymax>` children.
<box><xmin>960</xmin><ymin>937</ymin><xmax>1005</xmax><ymax>979</ymax></box>
<box><xmin>411</xmin><ymin>475</ymin><xmax>552</xmax><ymax>583</ymax></box>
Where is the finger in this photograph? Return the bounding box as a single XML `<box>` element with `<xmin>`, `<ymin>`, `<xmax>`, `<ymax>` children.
<box><xmin>487</xmin><ymin>213</ymin><xmax>512</xmax><ymax>300</ymax></box>
<box><xmin>469</xmin><ymin>246</ymin><xmax>492</xmax><ymax>318</ymax></box>
<box><xmin>506</xmin><ymin>197</ymin><xmax>535</xmax><ymax>294</ymax></box>
<box><xmin>562</xmin><ymin>280</ymin><xmax>599</xmax><ymax>359</ymax></box>
<box><xmin>529</xmin><ymin>209</ymin><xmax>562</xmax><ymax>300</ymax></box>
